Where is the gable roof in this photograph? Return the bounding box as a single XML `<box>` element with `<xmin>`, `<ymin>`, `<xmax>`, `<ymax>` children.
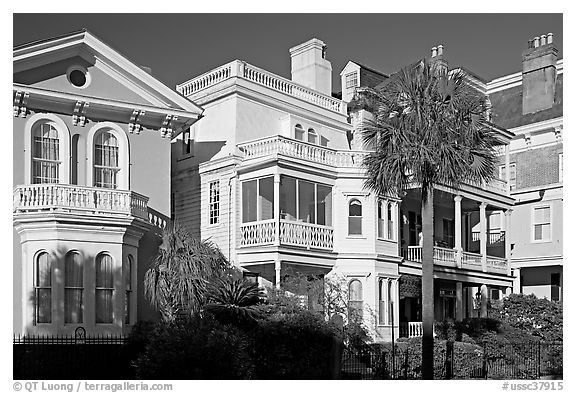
<box><xmin>13</xmin><ymin>29</ymin><xmax>203</xmax><ymax>115</ymax></box>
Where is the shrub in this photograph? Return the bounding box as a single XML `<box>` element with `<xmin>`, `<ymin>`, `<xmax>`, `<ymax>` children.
<box><xmin>252</xmin><ymin>310</ymin><xmax>339</xmax><ymax>379</ymax></box>
<box><xmin>132</xmin><ymin>315</ymin><xmax>255</xmax><ymax>379</ymax></box>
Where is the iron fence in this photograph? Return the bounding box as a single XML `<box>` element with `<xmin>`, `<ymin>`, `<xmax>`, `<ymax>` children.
<box><xmin>341</xmin><ymin>341</ymin><xmax>563</xmax><ymax>380</ymax></box>
<box><xmin>13</xmin><ymin>333</ymin><xmax>144</xmax><ymax>380</ymax></box>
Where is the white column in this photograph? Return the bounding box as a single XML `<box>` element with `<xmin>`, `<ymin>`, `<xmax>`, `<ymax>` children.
<box><xmin>480</xmin><ymin>284</ymin><xmax>488</xmax><ymax>317</ymax></box>
<box><xmin>512</xmin><ymin>268</ymin><xmax>521</xmax><ymax>294</ymax></box>
<box><xmin>275</xmin><ymin>259</ymin><xmax>281</xmax><ymax>289</ymax></box>
<box><xmin>454</xmin><ymin>195</ymin><xmax>463</xmax><ymax>267</ymax></box>
<box><xmin>274</xmin><ymin>174</ymin><xmax>281</xmax><ymax>246</ymax></box>
<box><xmin>505</xmin><ymin>144</ymin><xmax>511</xmax><ymax>195</ymax></box>
<box><xmin>479</xmin><ymin>202</ymin><xmax>488</xmax><ymax>272</ymax></box>
<box><xmin>505</xmin><ymin>209</ymin><xmax>513</xmax><ymax>276</ymax></box>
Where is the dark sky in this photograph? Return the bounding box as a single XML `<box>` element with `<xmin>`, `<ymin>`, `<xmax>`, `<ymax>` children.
<box><xmin>13</xmin><ymin>14</ymin><xmax>563</xmax><ymax>91</ymax></box>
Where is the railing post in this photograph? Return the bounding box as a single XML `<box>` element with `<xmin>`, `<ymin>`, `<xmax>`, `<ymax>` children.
<box><xmin>274</xmin><ymin>174</ymin><xmax>281</xmax><ymax>246</ymax></box>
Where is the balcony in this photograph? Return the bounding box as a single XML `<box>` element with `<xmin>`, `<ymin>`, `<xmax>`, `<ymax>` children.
<box><xmin>177</xmin><ymin>60</ymin><xmax>346</xmax><ymax>115</ymax></box>
<box><xmin>238</xmin><ymin>136</ymin><xmax>367</xmax><ymax>168</ymax></box>
<box><xmin>13</xmin><ymin>184</ymin><xmax>149</xmax><ymax>220</ymax></box>
<box><xmin>240</xmin><ymin>219</ymin><xmax>334</xmax><ymax>250</ymax></box>
<box><xmin>402</xmin><ymin>246</ymin><xmax>509</xmax><ymax>274</ymax></box>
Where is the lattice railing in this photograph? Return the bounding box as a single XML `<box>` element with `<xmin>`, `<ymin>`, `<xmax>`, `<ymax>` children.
<box><xmin>239</xmin><ymin>220</ymin><xmax>276</xmax><ymax>246</ymax></box>
<box><xmin>279</xmin><ymin>220</ymin><xmax>334</xmax><ymax>250</ymax></box>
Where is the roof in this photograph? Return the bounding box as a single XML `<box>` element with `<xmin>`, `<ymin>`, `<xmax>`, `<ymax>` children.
<box><xmin>489</xmin><ymin>73</ymin><xmax>563</xmax><ymax>129</ymax></box>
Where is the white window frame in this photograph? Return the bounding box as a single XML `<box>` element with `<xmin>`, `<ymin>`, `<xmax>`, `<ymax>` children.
<box><xmin>64</xmin><ymin>250</ymin><xmax>84</xmax><ymax>324</ymax></box>
<box><xmin>33</xmin><ymin>251</ymin><xmax>52</xmax><ymax>325</ymax></box>
<box><xmin>348</xmin><ymin>198</ymin><xmax>363</xmax><ymax>236</ymax></box>
<box><xmin>209</xmin><ymin>180</ymin><xmax>220</xmax><ymax>226</ymax></box>
<box><xmin>24</xmin><ymin>114</ymin><xmax>70</xmax><ymax>185</ymax></box>
<box><xmin>531</xmin><ymin>204</ymin><xmax>552</xmax><ymax>243</ymax></box>
<box><xmin>241</xmin><ymin>176</ymin><xmax>275</xmax><ymax>223</ymax></box>
<box><xmin>86</xmin><ymin>122</ymin><xmax>130</xmax><ymax>190</ymax></box>
<box><xmin>345</xmin><ymin>71</ymin><xmax>358</xmax><ymax>90</ymax></box>
<box><xmin>95</xmin><ymin>253</ymin><xmax>115</xmax><ymax>324</ymax></box>
<box><xmin>509</xmin><ymin>163</ymin><xmax>517</xmax><ymax>191</ymax></box>
<box><xmin>348</xmin><ymin>279</ymin><xmax>363</xmax><ymax>321</ymax></box>
<box><xmin>377</xmin><ymin>199</ymin><xmax>397</xmax><ymax>241</ymax></box>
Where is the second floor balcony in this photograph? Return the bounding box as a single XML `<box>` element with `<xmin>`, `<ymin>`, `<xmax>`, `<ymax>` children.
<box><xmin>13</xmin><ymin>184</ymin><xmax>149</xmax><ymax>221</ymax></box>
<box><xmin>240</xmin><ymin>219</ymin><xmax>334</xmax><ymax>250</ymax></box>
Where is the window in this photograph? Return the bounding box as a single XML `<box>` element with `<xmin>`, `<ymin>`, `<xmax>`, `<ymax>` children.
<box><xmin>490</xmin><ymin>288</ymin><xmax>500</xmax><ymax>301</ymax></box>
<box><xmin>348</xmin><ymin>279</ymin><xmax>363</xmax><ymax>321</ymax></box>
<box><xmin>279</xmin><ymin>176</ymin><xmax>332</xmax><ymax>226</ymax></box>
<box><xmin>34</xmin><ymin>252</ymin><xmax>51</xmax><ymax>324</ymax></box>
<box><xmin>378</xmin><ymin>279</ymin><xmax>394</xmax><ymax>324</ymax></box>
<box><xmin>378</xmin><ymin>201</ymin><xmax>385</xmax><ymax>238</ymax></box>
<box><xmin>94</xmin><ymin>131</ymin><xmax>119</xmax><ymax>189</ymax></box>
<box><xmin>388</xmin><ymin>280</ymin><xmax>394</xmax><ymax>325</ymax></box>
<box><xmin>64</xmin><ymin>252</ymin><xmax>83</xmax><ymax>324</ymax></box>
<box><xmin>348</xmin><ymin>199</ymin><xmax>362</xmax><ymax>235</ymax></box>
<box><xmin>209</xmin><ymin>181</ymin><xmax>220</xmax><ymax>225</ymax></box>
<box><xmin>242</xmin><ymin>177</ymin><xmax>274</xmax><ymax>223</ymax></box>
<box><xmin>533</xmin><ymin>206</ymin><xmax>551</xmax><ymax>242</ymax></box>
<box><xmin>32</xmin><ymin>123</ymin><xmax>60</xmax><ymax>184</ymax></box>
<box><xmin>442</xmin><ymin>218</ymin><xmax>455</xmax><ymax>248</ymax></box>
<box><xmin>243</xmin><ymin>272</ymin><xmax>259</xmax><ymax>284</ymax></box>
<box><xmin>345</xmin><ymin>72</ymin><xmax>358</xmax><ymax>91</ymax></box>
<box><xmin>124</xmin><ymin>256</ymin><xmax>133</xmax><ymax>324</ymax></box>
<box><xmin>377</xmin><ymin>200</ymin><xmax>396</xmax><ymax>240</ymax></box>
<box><xmin>66</xmin><ymin>65</ymin><xmax>90</xmax><ymax>88</ymax></box>
<box><xmin>498</xmin><ymin>163</ymin><xmax>516</xmax><ymax>191</ymax></box>
<box><xmin>294</xmin><ymin>124</ymin><xmax>305</xmax><ymax>141</ymax></box>
<box><xmin>408</xmin><ymin>211</ymin><xmax>422</xmax><ymax>246</ymax></box>
<box><xmin>95</xmin><ymin>254</ymin><xmax>114</xmax><ymax>324</ymax></box>
<box><xmin>307</xmin><ymin>128</ymin><xmax>318</xmax><ymax>144</ymax></box>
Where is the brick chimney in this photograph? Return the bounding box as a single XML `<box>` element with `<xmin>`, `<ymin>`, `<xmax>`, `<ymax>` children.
<box><xmin>522</xmin><ymin>33</ymin><xmax>558</xmax><ymax>114</ymax></box>
<box><xmin>289</xmin><ymin>38</ymin><xmax>332</xmax><ymax>95</ymax></box>
<box><xmin>430</xmin><ymin>44</ymin><xmax>448</xmax><ymax>73</ymax></box>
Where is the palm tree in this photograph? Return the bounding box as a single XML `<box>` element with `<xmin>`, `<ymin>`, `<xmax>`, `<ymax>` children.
<box><xmin>356</xmin><ymin>59</ymin><xmax>500</xmax><ymax>379</ymax></box>
<box><xmin>144</xmin><ymin>222</ymin><xmax>230</xmax><ymax>323</ymax></box>
<box><xmin>204</xmin><ymin>277</ymin><xmax>265</xmax><ymax>326</ymax></box>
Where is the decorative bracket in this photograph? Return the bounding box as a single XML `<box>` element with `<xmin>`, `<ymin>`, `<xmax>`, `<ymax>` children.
<box><xmin>160</xmin><ymin>115</ymin><xmax>178</xmax><ymax>138</ymax></box>
<box><xmin>129</xmin><ymin>110</ymin><xmax>145</xmax><ymax>134</ymax></box>
<box><xmin>13</xmin><ymin>91</ymin><xmax>30</xmax><ymax>118</ymax></box>
<box><xmin>72</xmin><ymin>101</ymin><xmax>90</xmax><ymax>127</ymax></box>
<box><xmin>524</xmin><ymin>133</ymin><xmax>532</xmax><ymax>148</ymax></box>
<box><xmin>554</xmin><ymin>125</ymin><xmax>563</xmax><ymax>142</ymax></box>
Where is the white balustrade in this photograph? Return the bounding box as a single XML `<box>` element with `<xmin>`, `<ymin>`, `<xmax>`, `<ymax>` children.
<box><xmin>240</xmin><ymin>220</ymin><xmax>277</xmax><ymax>246</ymax></box>
<box><xmin>280</xmin><ymin>220</ymin><xmax>334</xmax><ymax>250</ymax></box>
<box><xmin>461</xmin><ymin>251</ymin><xmax>483</xmax><ymax>269</ymax></box>
<box><xmin>177</xmin><ymin>60</ymin><xmax>346</xmax><ymax>114</ymax></box>
<box><xmin>472</xmin><ymin>231</ymin><xmax>504</xmax><ymax>244</ymax></box>
<box><xmin>238</xmin><ymin>136</ymin><xmax>367</xmax><ymax>168</ymax></box>
<box><xmin>434</xmin><ymin>246</ymin><xmax>458</xmax><ymax>267</ymax></box>
<box><xmin>486</xmin><ymin>256</ymin><xmax>509</xmax><ymax>272</ymax></box>
<box><xmin>13</xmin><ymin>184</ymin><xmax>149</xmax><ymax>220</ymax></box>
<box><xmin>400</xmin><ymin>322</ymin><xmax>423</xmax><ymax>338</ymax></box>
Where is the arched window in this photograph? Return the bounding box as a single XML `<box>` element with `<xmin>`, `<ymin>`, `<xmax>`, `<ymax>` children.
<box><xmin>388</xmin><ymin>280</ymin><xmax>394</xmax><ymax>325</ymax></box>
<box><xmin>95</xmin><ymin>254</ymin><xmax>114</xmax><ymax>324</ymax></box>
<box><xmin>34</xmin><ymin>252</ymin><xmax>51</xmax><ymax>324</ymax></box>
<box><xmin>124</xmin><ymin>255</ymin><xmax>133</xmax><ymax>324</ymax></box>
<box><xmin>64</xmin><ymin>252</ymin><xmax>83</xmax><ymax>324</ymax></box>
<box><xmin>294</xmin><ymin>124</ymin><xmax>305</xmax><ymax>141</ymax></box>
<box><xmin>348</xmin><ymin>199</ymin><xmax>363</xmax><ymax>235</ymax></box>
<box><xmin>32</xmin><ymin>123</ymin><xmax>60</xmax><ymax>184</ymax></box>
<box><xmin>348</xmin><ymin>279</ymin><xmax>363</xmax><ymax>321</ymax></box>
<box><xmin>94</xmin><ymin>131</ymin><xmax>119</xmax><ymax>189</ymax></box>
<box><xmin>378</xmin><ymin>279</ymin><xmax>386</xmax><ymax>324</ymax></box>
<box><xmin>308</xmin><ymin>128</ymin><xmax>318</xmax><ymax>144</ymax></box>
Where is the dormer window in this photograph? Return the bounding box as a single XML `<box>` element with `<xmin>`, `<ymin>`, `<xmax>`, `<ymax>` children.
<box><xmin>295</xmin><ymin>124</ymin><xmax>305</xmax><ymax>141</ymax></box>
<box><xmin>308</xmin><ymin>128</ymin><xmax>318</xmax><ymax>144</ymax></box>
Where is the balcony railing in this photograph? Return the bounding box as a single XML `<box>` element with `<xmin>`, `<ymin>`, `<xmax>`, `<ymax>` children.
<box><xmin>472</xmin><ymin>231</ymin><xmax>505</xmax><ymax>244</ymax></box>
<box><xmin>399</xmin><ymin>322</ymin><xmax>424</xmax><ymax>338</ymax></box>
<box><xmin>403</xmin><ymin>246</ymin><xmax>509</xmax><ymax>274</ymax></box>
<box><xmin>13</xmin><ymin>184</ymin><xmax>149</xmax><ymax>220</ymax></box>
<box><xmin>239</xmin><ymin>219</ymin><xmax>334</xmax><ymax>250</ymax></box>
<box><xmin>177</xmin><ymin>60</ymin><xmax>346</xmax><ymax>114</ymax></box>
<box><xmin>238</xmin><ymin>136</ymin><xmax>367</xmax><ymax>168</ymax></box>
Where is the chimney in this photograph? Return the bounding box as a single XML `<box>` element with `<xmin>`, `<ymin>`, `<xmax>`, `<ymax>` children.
<box><xmin>289</xmin><ymin>38</ymin><xmax>332</xmax><ymax>95</ymax></box>
<box><xmin>522</xmin><ymin>32</ymin><xmax>558</xmax><ymax>114</ymax></box>
<box><xmin>430</xmin><ymin>44</ymin><xmax>448</xmax><ymax>73</ymax></box>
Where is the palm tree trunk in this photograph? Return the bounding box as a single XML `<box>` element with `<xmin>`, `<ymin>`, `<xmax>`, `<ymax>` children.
<box><xmin>421</xmin><ymin>189</ymin><xmax>435</xmax><ymax>379</ymax></box>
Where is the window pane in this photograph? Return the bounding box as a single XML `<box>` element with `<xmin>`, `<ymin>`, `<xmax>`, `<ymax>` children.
<box><xmin>96</xmin><ymin>289</ymin><xmax>113</xmax><ymax>323</ymax></box>
<box><xmin>534</xmin><ymin>207</ymin><xmax>550</xmax><ymax>223</ymax></box>
<box><xmin>65</xmin><ymin>252</ymin><xmax>83</xmax><ymax>287</ymax></box>
<box><xmin>349</xmin><ymin>217</ymin><xmax>362</xmax><ymax>235</ymax></box>
<box><xmin>36</xmin><ymin>252</ymin><xmax>51</xmax><ymax>287</ymax></box>
<box><xmin>259</xmin><ymin>177</ymin><xmax>274</xmax><ymax>220</ymax></box>
<box><xmin>96</xmin><ymin>254</ymin><xmax>113</xmax><ymax>288</ymax></box>
<box><xmin>295</xmin><ymin>125</ymin><xmax>304</xmax><ymax>141</ymax></box>
<box><xmin>280</xmin><ymin>176</ymin><xmax>297</xmax><ymax>220</ymax></box>
<box><xmin>534</xmin><ymin>224</ymin><xmax>543</xmax><ymax>240</ymax></box>
<box><xmin>65</xmin><ymin>289</ymin><xmax>83</xmax><ymax>324</ymax></box>
<box><xmin>308</xmin><ymin>130</ymin><xmax>318</xmax><ymax>144</ymax></box>
<box><xmin>242</xmin><ymin>180</ymin><xmax>257</xmax><ymax>223</ymax></box>
<box><xmin>316</xmin><ymin>185</ymin><xmax>332</xmax><ymax>226</ymax></box>
<box><xmin>349</xmin><ymin>200</ymin><xmax>362</xmax><ymax>216</ymax></box>
<box><xmin>387</xmin><ymin>203</ymin><xmax>394</xmax><ymax>239</ymax></box>
<box><xmin>36</xmin><ymin>288</ymin><xmax>51</xmax><ymax>323</ymax></box>
<box><xmin>349</xmin><ymin>280</ymin><xmax>362</xmax><ymax>301</ymax></box>
<box><xmin>298</xmin><ymin>180</ymin><xmax>315</xmax><ymax>223</ymax></box>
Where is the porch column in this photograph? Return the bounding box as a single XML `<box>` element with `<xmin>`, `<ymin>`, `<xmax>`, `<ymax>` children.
<box><xmin>274</xmin><ymin>174</ymin><xmax>281</xmax><ymax>246</ymax></box>
<box><xmin>480</xmin><ymin>284</ymin><xmax>488</xmax><ymax>318</ymax></box>
<box><xmin>513</xmin><ymin>268</ymin><xmax>521</xmax><ymax>294</ymax></box>
<box><xmin>275</xmin><ymin>259</ymin><xmax>282</xmax><ymax>289</ymax></box>
<box><xmin>455</xmin><ymin>281</ymin><xmax>463</xmax><ymax>322</ymax></box>
<box><xmin>479</xmin><ymin>202</ymin><xmax>488</xmax><ymax>272</ymax></box>
<box><xmin>505</xmin><ymin>144</ymin><xmax>511</xmax><ymax>195</ymax></box>
<box><xmin>505</xmin><ymin>209</ymin><xmax>513</xmax><ymax>276</ymax></box>
<box><xmin>454</xmin><ymin>195</ymin><xmax>463</xmax><ymax>267</ymax></box>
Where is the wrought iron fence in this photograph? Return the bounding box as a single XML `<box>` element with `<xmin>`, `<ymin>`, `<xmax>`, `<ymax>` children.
<box><xmin>341</xmin><ymin>341</ymin><xmax>563</xmax><ymax>380</ymax></box>
<box><xmin>13</xmin><ymin>332</ymin><xmax>144</xmax><ymax>380</ymax></box>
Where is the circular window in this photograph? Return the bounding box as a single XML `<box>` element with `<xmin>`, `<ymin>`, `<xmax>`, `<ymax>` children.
<box><xmin>66</xmin><ymin>66</ymin><xmax>90</xmax><ymax>88</ymax></box>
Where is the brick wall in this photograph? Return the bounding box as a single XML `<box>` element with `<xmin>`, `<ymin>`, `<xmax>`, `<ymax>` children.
<box><xmin>499</xmin><ymin>143</ymin><xmax>563</xmax><ymax>190</ymax></box>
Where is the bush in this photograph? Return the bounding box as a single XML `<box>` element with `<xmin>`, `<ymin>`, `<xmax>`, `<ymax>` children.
<box><xmin>133</xmin><ymin>315</ymin><xmax>255</xmax><ymax>379</ymax></box>
<box><xmin>252</xmin><ymin>309</ymin><xmax>339</xmax><ymax>379</ymax></box>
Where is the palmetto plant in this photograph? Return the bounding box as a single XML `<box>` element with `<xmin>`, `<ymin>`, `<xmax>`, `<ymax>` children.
<box><xmin>356</xmin><ymin>59</ymin><xmax>500</xmax><ymax>379</ymax></box>
<box><xmin>144</xmin><ymin>223</ymin><xmax>230</xmax><ymax>323</ymax></box>
<box><xmin>205</xmin><ymin>277</ymin><xmax>265</xmax><ymax>326</ymax></box>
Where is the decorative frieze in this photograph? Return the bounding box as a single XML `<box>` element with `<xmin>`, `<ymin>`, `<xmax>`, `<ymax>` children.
<box><xmin>72</xmin><ymin>101</ymin><xmax>90</xmax><ymax>127</ymax></box>
<box><xmin>13</xmin><ymin>91</ymin><xmax>29</xmax><ymax>118</ymax></box>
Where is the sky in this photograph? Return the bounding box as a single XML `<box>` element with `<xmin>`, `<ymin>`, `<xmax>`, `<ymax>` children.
<box><xmin>13</xmin><ymin>13</ymin><xmax>563</xmax><ymax>92</ymax></box>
